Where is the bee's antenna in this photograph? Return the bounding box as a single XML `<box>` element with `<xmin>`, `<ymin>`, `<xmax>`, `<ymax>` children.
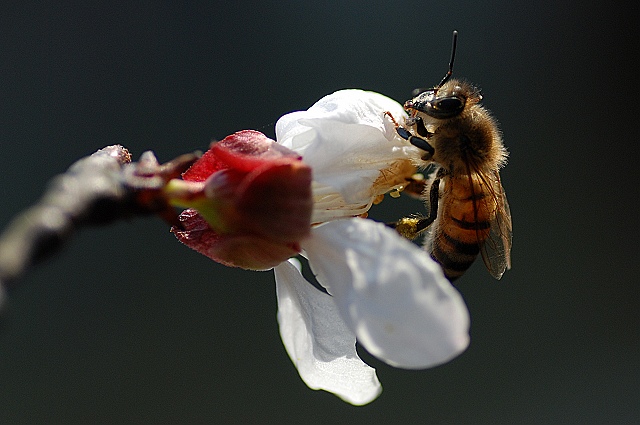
<box><xmin>436</xmin><ymin>30</ymin><xmax>458</xmax><ymax>88</ymax></box>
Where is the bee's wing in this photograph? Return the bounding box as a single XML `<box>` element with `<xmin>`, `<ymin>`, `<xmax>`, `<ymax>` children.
<box><xmin>479</xmin><ymin>170</ymin><xmax>512</xmax><ymax>280</ymax></box>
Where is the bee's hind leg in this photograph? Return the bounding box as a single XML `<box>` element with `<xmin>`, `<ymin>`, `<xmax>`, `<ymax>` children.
<box><xmin>387</xmin><ymin>174</ymin><xmax>442</xmax><ymax>239</ymax></box>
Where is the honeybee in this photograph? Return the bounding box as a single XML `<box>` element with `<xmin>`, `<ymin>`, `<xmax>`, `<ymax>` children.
<box><xmin>388</xmin><ymin>31</ymin><xmax>512</xmax><ymax>281</ymax></box>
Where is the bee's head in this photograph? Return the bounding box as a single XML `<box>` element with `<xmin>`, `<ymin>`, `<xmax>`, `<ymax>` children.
<box><xmin>404</xmin><ymin>79</ymin><xmax>480</xmax><ymax>119</ymax></box>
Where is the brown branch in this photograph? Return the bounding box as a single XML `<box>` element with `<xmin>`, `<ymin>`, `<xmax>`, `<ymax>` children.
<box><xmin>0</xmin><ymin>145</ymin><xmax>199</xmax><ymax>308</ymax></box>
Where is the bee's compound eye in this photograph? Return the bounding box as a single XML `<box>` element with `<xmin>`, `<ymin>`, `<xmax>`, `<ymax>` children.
<box><xmin>435</xmin><ymin>97</ymin><xmax>464</xmax><ymax>113</ymax></box>
<box><xmin>424</xmin><ymin>95</ymin><xmax>465</xmax><ymax>118</ymax></box>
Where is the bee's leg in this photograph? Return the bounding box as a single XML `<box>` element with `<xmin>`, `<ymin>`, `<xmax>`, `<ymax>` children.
<box><xmin>384</xmin><ymin>111</ymin><xmax>434</xmax><ymax>160</ymax></box>
<box><xmin>413</xmin><ymin>116</ymin><xmax>431</xmax><ymax>138</ymax></box>
<box><xmin>383</xmin><ymin>111</ymin><xmax>400</xmax><ymax>127</ymax></box>
<box><xmin>414</xmin><ymin>174</ymin><xmax>441</xmax><ymax>232</ymax></box>
<box><xmin>388</xmin><ymin>174</ymin><xmax>442</xmax><ymax>239</ymax></box>
<box><xmin>395</xmin><ymin>127</ymin><xmax>434</xmax><ymax>161</ymax></box>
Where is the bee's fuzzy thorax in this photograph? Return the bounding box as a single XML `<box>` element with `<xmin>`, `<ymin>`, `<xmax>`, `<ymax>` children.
<box><xmin>429</xmin><ymin>103</ymin><xmax>507</xmax><ymax>176</ymax></box>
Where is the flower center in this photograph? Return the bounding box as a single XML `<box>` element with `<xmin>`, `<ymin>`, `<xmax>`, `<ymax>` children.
<box><xmin>370</xmin><ymin>159</ymin><xmax>418</xmax><ymax>198</ymax></box>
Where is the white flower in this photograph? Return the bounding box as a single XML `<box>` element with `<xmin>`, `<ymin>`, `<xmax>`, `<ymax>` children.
<box><xmin>276</xmin><ymin>89</ymin><xmax>422</xmax><ymax>223</ymax></box>
<box><xmin>272</xmin><ymin>90</ymin><xmax>470</xmax><ymax>405</ymax></box>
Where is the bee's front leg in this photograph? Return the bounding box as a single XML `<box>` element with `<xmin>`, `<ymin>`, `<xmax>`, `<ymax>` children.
<box><xmin>384</xmin><ymin>112</ymin><xmax>435</xmax><ymax>160</ymax></box>
<box><xmin>397</xmin><ymin>127</ymin><xmax>435</xmax><ymax>161</ymax></box>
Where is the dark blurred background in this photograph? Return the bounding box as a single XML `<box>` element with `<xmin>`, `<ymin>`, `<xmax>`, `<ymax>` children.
<box><xmin>0</xmin><ymin>1</ymin><xmax>637</xmax><ymax>423</ymax></box>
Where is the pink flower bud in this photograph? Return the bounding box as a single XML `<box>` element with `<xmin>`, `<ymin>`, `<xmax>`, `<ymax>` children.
<box><xmin>171</xmin><ymin>130</ymin><xmax>312</xmax><ymax>270</ymax></box>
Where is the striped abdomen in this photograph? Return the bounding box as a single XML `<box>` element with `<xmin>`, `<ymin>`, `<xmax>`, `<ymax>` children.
<box><xmin>428</xmin><ymin>175</ymin><xmax>495</xmax><ymax>281</ymax></box>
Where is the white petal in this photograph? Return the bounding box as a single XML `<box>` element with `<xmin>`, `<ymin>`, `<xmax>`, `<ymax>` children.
<box><xmin>302</xmin><ymin>219</ymin><xmax>470</xmax><ymax>369</ymax></box>
<box><xmin>274</xmin><ymin>260</ymin><xmax>382</xmax><ymax>405</ymax></box>
<box><xmin>275</xmin><ymin>90</ymin><xmax>419</xmax><ymax>206</ymax></box>
<box><xmin>276</xmin><ymin>89</ymin><xmax>406</xmax><ymax>149</ymax></box>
